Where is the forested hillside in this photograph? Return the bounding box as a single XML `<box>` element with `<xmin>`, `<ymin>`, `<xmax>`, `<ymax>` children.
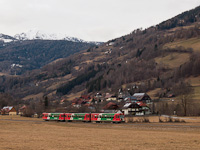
<box><xmin>1</xmin><ymin>5</ymin><xmax>200</xmax><ymax>104</ymax></box>
<box><xmin>0</xmin><ymin>39</ymin><xmax>95</xmax><ymax>75</ymax></box>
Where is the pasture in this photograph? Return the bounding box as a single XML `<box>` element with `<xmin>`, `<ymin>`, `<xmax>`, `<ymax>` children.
<box><xmin>0</xmin><ymin>115</ymin><xmax>200</xmax><ymax>150</ymax></box>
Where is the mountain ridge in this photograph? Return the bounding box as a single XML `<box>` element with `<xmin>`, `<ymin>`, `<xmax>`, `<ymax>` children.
<box><xmin>0</xmin><ymin>30</ymin><xmax>103</xmax><ymax>45</ymax></box>
<box><xmin>1</xmin><ymin>5</ymin><xmax>200</xmax><ymax>102</ymax></box>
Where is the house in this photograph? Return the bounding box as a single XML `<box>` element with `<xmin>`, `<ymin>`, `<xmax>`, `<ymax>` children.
<box><xmin>1</xmin><ymin>106</ymin><xmax>17</xmax><ymax>115</ymax></box>
<box><xmin>71</xmin><ymin>97</ymin><xmax>88</xmax><ymax>108</ymax></box>
<box><xmin>103</xmin><ymin>102</ymin><xmax>119</xmax><ymax>110</ymax></box>
<box><xmin>106</xmin><ymin>96</ymin><xmax>117</xmax><ymax>101</ymax></box>
<box><xmin>102</xmin><ymin>102</ymin><xmax>119</xmax><ymax>113</ymax></box>
<box><xmin>94</xmin><ymin>93</ymin><xmax>104</xmax><ymax>102</ymax></box>
<box><xmin>118</xmin><ymin>92</ymin><xmax>131</xmax><ymax>102</ymax></box>
<box><xmin>133</xmin><ymin>93</ymin><xmax>151</xmax><ymax>103</ymax></box>
<box><xmin>105</xmin><ymin>93</ymin><xmax>117</xmax><ymax>101</ymax></box>
<box><xmin>121</xmin><ymin>103</ymin><xmax>142</xmax><ymax>115</ymax></box>
<box><xmin>136</xmin><ymin>102</ymin><xmax>151</xmax><ymax>115</ymax></box>
<box><xmin>80</xmin><ymin>95</ymin><xmax>91</xmax><ymax>101</ymax></box>
<box><xmin>18</xmin><ymin>105</ymin><xmax>27</xmax><ymax>115</ymax></box>
<box><xmin>124</xmin><ymin>96</ymin><xmax>137</xmax><ymax>103</ymax></box>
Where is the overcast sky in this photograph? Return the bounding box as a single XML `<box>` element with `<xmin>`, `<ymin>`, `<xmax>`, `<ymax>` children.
<box><xmin>0</xmin><ymin>0</ymin><xmax>200</xmax><ymax>42</ymax></box>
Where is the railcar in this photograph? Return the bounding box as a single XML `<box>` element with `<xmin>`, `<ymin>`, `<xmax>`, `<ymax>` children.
<box><xmin>65</xmin><ymin>113</ymin><xmax>91</xmax><ymax>122</ymax></box>
<box><xmin>42</xmin><ymin>113</ymin><xmax>65</xmax><ymax>121</ymax></box>
<box><xmin>91</xmin><ymin>113</ymin><xmax>124</xmax><ymax>123</ymax></box>
<box><xmin>42</xmin><ymin>112</ymin><xmax>125</xmax><ymax>123</ymax></box>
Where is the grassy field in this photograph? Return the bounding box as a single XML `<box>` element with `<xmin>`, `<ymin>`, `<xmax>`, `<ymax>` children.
<box><xmin>186</xmin><ymin>76</ymin><xmax>200</xmax><ymax>101</ymax></box>
<box><xmin>0</xmin><ymin>115</ymin><xmax>200</xmax><ymax>150</ymax></box>
<box><xmin>163</xmin><ymin>38</ymin><xmax>200</xmax><ymax>52</ymax></box>
<box><xmin>154</xmin><ymin>53</ymin><xmax>190</xmax><ymax>69</ymax></box>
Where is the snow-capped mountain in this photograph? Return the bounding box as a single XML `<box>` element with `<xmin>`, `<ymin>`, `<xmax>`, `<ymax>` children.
<box><xmin>0</xmin><ymin>30</ymin><xmax>103</xmax><ymax>45</ymax></box>
<box><xmin>0</xmin><ymin>33</ymin><xmax>17</xmax><ymax>43</ymax></box>
<box><xmin>14</xmin><ymin>30</ymin><xmax>85</xmax><ymax>43</ymax></box>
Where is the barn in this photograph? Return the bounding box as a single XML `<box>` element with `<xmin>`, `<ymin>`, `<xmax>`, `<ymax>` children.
<box><xmin>1</xmin><ymin>106</ymin><xmax>17</xmax><ymax>115</ymax></box>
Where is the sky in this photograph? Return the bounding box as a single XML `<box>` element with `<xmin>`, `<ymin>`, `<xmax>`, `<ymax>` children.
<box><xmin>0</xmin><ymin>0</ymin><xmax>200</xmax><ymax>42</ymax></box>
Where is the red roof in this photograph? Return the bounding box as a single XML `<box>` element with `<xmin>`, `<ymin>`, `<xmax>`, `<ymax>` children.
<box><xmin>80</xmin><ymin>95</ymin><xmax>91</xmax><ymax>100</ymax></box>
<box><xmin>1</xmin><ymin>106</ymin><xmax>16</xmax><ymax>113</ymax></box>
<box><xmin>103</xmin><ymin>102</ymin><xmax>119</xmax><ymax>110</ymax></box>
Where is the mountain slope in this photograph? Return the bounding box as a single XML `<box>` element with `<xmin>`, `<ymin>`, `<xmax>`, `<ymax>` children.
<box><xmin>0</xmin><ymin>39</ymin><xmax>96</xmax><ymax>75</ymax></box>
<box><xmin>1</xmin><ymin>6</ymin><xmax>200</xmax><ymax>101</ymax></box>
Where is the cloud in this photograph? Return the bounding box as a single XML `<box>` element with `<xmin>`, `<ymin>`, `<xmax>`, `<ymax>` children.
<box><xmin>0</xmin><ymin>0</ymin><xmax>200</xmax><ymax>41</ymax></box>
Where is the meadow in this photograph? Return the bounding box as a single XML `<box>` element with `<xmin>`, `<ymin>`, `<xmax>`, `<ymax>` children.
<box><xmin>0</xmin><ymin>115</ymin><xmax>200</xmax><ymax>150</ymax></box>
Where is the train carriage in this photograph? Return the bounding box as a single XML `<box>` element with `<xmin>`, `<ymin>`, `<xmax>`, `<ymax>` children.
<box><xmin>42</xmin><ymin>113</ymin><xmax>65</xmax><ymax>121</ymax></box>
<box><xmin>91</xmin><ymin>113</ymin><xmax>124</xmax><ymax>123</ymax></box>
<box><xmin>65</xmin><ymin>113</ymin><xmax>91</xmax><ymax>122</ymax></box>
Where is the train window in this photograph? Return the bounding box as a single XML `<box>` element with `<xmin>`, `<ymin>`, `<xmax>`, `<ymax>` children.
<box><xmin>120</xmin><ymin>115</ymin><xmax>124</xmax><ymax>118</ymax></box>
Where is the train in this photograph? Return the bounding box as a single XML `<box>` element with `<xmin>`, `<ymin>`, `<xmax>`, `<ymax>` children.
<box><xmin>42</xmin><ymin>112</ymin><xmax>125</xmax><ymax>123</ymax></box>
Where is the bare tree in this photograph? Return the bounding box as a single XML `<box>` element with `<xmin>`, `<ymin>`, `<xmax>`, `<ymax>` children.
<box><xmin>173</xmin><ymin>82</ymin><xmax>194</xmax><ymax>116</ymax></box>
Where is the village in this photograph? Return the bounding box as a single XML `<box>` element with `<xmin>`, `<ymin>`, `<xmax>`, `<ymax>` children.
<box><xmin>0</xmin><ymin>92</ymin><xmax>153</xmax><ymax>117</ymax></box>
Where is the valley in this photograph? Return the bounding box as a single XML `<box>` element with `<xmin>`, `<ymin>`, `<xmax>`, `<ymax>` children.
<box><xmin>0</xmin><ymin>5</ymin><xmax>200</xmax><ymax>117</ymax></box>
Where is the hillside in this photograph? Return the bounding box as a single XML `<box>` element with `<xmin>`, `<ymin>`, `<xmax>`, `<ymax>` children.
<box><xmin>1</xmin><ymin>6</ymin><xmax>200</xmax><ymax>103</ymax></box>
<box><xmin>0</xmin><ymin>37</ymin><xmax>96</xmax><ymax>75</ymax></box>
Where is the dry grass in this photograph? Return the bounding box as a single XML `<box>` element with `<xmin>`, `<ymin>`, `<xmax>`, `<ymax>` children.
<box><xmin>193</xmin><ymin>86</ymin><xmax>200</xmax><ymax>100</ymax></box>
<box><xmin>125</xmin><ymin>116</ymin><xmax>200</xmax><ymax>123</ymax></box>
<box><xmin>0</xmin><ymin>115</ymin><xmax>200</xmax><ymax>150</ymax></box>
<box><xmin>155</xmin><ymin>53</ymin><xmax>190</xmax><ymax>68</ymax></box>
<box><xmin>186</xmin><ymin>76</ymin><xmax>200</xmax><ymax>87</ymax></box>
<box><xmin>65</xmin><ymin>90</ymin><xmax>86</xmax><ymax>101</ymax></box>
<box><xmin>163</xmin><ymin>38</ymin><xmax>200</xmax><ymax>52</ymax></box>
<box><xmin>22</xmin><ymin>92</ymin><xmax>44</xmax><ymax>101</ymax></box>
<box><xmin>147</xmin><ymin>88</ymin><xmax>161</xmax><ymax>99</ymax></box>
<box><xmin>185</xmin><ymin>76</ymin><xmax>200</xmax><ymax>101</ymax></box>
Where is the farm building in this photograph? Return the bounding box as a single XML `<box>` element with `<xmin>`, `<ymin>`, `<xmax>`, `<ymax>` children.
<box><xmin>133</xmin><ymin>93</ymin><xmax>152</xmax><ymax>103</ymax></box>
<box><xmin>1</xmin><ymin>106</ymin><xmax>17</xmax><ymax>115</ymax></box>
<box><xmin>121</xmin><ymin>102</ymin><xmax>151</xmax><ymax>116</ymax></box>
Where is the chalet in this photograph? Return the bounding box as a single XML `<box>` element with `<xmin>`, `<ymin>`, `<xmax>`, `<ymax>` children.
<box><xmin>133</xmin><ymin>93</ymin><xmax>151</xmax><ymax>103</ymax></box>
<box><xmin>121</xmin><ymin>103</ymin><xmax>142</xmax><ymax>115</ymax></box>
<box><xmin>121</xmin><ymin>102</ymin><xmax>151</xmax><ymax>116</ymax></box>
<box><xmin>1</xmin><ymin>106</ymin><xmax>17</xmax><ymax>115</ymax></box>
<box><xmin>124</xmin><ymin>96</ymin><xmax>137</xmax><ymax>103</ymax></box>
<box><xmin>136</xmin><ymin>102</ymin><xmax>151</xmax><ymax>115</ymax></box>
